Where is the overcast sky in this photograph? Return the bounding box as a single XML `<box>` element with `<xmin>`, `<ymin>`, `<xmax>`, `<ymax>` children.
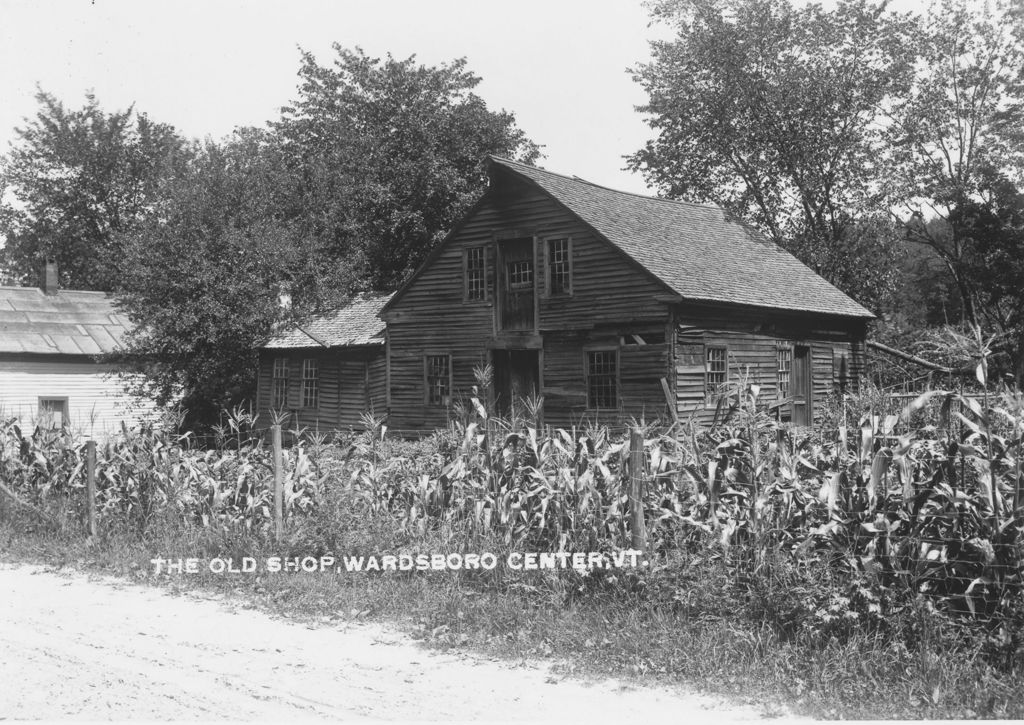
<box><xmin>0</xmin><ymin>0</ymin><xmax>673</xmax><ymax>195</ymax></box>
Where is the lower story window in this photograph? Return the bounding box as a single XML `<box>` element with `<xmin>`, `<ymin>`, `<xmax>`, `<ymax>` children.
<box><xmin>301</xmin><ymin>359</ymin><xmax>319</xmax><ymax>409</ymax></box>
<box><xmin>777</xmin><ymin>346</ymin><xmax>792</xmax><ymax>399</ymax></box>
<box><xmin>426</xmin><ymin>354</ymin><xmax>451</xmax><ymax>407</ymax></box>
<box><xmin>587</xmin><ymin>350</ymin><xmax>618</xmax><ymax>408</ymax></box>
<box><xmin>272</xmin><ymin>357</ymin><xmax>289</xmax><ymax>408</ymax></box>
<box><xmin>39</xmin><ymin>397</ymin><xmax>69</xmax><ymax>429</ymax></box>
<box><xmin>706</xmin><ymin>346</ymin><xmax>727</xmax><ymax>395</ymax></box>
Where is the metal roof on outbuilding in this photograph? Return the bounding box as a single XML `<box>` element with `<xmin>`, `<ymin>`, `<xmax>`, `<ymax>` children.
<box><xmin>0</xmin><ymin>286</ymin><xmax>131</xmax><ymax>355</ymax></box>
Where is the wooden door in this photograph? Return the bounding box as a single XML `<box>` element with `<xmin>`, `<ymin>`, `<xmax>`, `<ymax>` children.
<box><xmin>500</xmin><ymin>238</ymin><xmax>535</xmax><ymax>331</ymax></box>
<box><xmin>792</xmin><ymin>345</ymin><xmax>812</xmax><ymax>426</ymax></box>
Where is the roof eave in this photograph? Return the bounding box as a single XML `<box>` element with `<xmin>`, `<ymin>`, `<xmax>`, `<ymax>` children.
<box><xmin>674</xmin><ymin>294</ymin><xmax>874</xmax><ymax>321</ymax></box>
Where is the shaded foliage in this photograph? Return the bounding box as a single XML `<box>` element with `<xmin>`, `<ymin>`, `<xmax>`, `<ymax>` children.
<box><xmin>110</xmin><ymin>138</ymin><xmax>355</xmax><ymax>428</ymax></box>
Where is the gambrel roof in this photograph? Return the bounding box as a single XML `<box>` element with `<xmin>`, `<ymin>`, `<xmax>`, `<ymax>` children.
<box><xmin>0</xmin><ymin>286</ymin><xmax>131</xmax><ymax>355</ymax></box>
<box><xmin>263</xmin><ymin>292</ymin><xmax>393</xmax><ymax>349</ymax></box>
<box><xmin>488</xmin><ymin>157</ymin><xmax>872</xmax><ymax>319</ymax></box>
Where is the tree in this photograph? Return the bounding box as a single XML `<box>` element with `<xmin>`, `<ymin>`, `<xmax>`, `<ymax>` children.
<box><xmin>0</xmin><ymin>90</ymin><xmax>189</xmax><ymax>290</ymax></box>
<box><xmin>105</xmin><ymin>48</ymin><xmax>540</xmax><ymax>427</ymax></box>
<box><xmin>950</xmin><ymin>184</ymin><xmax>1024</xmax><ymax>381</ymax></box>
<box><xmin>629</xmin><ymin>0</ymin><xmax>916</xmax><ymax>311</ymax></box>
<box><xmin>881</xmin><ymin>0</ymin><xmax>1024</xmax><ymax>331</ymax></box>
<box><xmin>273</xmin><ymin>46</ymin><xmax>541</xmax><ymax>289</ymax></box>
<box><xmin>111</xmin><ymin>137</ymin><xmax>352</xmax><ymax>428</ymax></box>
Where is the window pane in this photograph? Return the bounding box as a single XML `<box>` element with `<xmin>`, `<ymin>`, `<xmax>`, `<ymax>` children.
<box><xmin>302</xmin><ymin>359</ymin><xmax>319</xmax><ymax>409</ymax></box>
<box><xmin>777</xmin><ymin>347</ymin><xmax>792</xmax><ymax>399</ymax></box>
<box><xmin>706</xmin><ymin>347</ymin><xmax>727</xmax><ymax>394</ymax></box>
<box><xmin>548</xmin><ymin>238</ymin><xmax>570</xmax><ymax>294</ymax></box>
<box><xmin>272</xmin><ymin>357</ymin><xmax>289</xmax><ymax>408</ymax></box>
<box><xmin>587</xmin><ymin>351</ymin><xmax>617</xmax><ymax>408</ymax></box>
<box><xmin>426</xmin><ymin>355</ymin><xmax>450</xmax><ymax>406</ymax></box>
<box><xmin>39</xmin><ymin>398</ymin><xmax>67</xmax><ymax>429</ymax></box>
<box><xmin>466</xmin><ymin>246</ymin><xmax>486</xmax><ymax>300</ymax></box>
<box><xmin>508</xmin><ymin>260</ymin><xmax>533</xmax><ymax>288</ymax></box>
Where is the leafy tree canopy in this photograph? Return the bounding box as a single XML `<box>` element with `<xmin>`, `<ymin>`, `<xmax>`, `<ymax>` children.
<box><xmin>107</xmin><ymin>46</ymin><xmax>540</xmax><ymax>426</ymax></box>
<box><xmin>110</xmin><ymin>137</ymin><xmax>354</xmax><ymax>427</ymax></box>
<box><xmin>630</xmin><ymin>0</ymin><xmax>916</xmax><ymax>311</ymax></box>
<box><xmin>274</xmin><ymin>45</ymin><xmax>541</xmax><ymax>289</ymax></box>
<box><xmin>881</xmin><ymin>0</ymin><xmax>1024</xmax><ymax>329</ymax></box>
<box><xmin>0</xmin><ymin>89</ymin><xmax>189</xmax><ymax>290</ymax></box>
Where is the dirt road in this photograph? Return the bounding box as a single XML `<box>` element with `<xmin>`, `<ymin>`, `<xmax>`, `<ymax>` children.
<box><xmin>0</xmin><ymin>564</ymin><xmax>792</xmax><ymax>721</ymax></box>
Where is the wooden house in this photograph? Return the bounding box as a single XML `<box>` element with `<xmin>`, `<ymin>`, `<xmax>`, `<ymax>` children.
<box><xmin>255</xmin><ymin>293</ymin><xmax>392</xmax><ymax>432</ymax></box>
<box><xmin>379</xmin><ymin>157</ymin><xmax>873</xmax><ymax>431</ymax></box>
<box><xmin>0</xmin><ymin>262</ymin><xmax>157</xmax><ymax>436</ymax></box>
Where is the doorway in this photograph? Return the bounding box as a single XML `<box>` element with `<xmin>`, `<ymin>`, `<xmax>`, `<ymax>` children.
<box><xmin>492</xmin><ymin>349</ymin><xmax>540</xmax><ymax>418</ymax></box>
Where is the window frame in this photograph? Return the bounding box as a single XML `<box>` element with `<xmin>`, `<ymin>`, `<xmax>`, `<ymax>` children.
<box><xmin>705</xmin><ymin>345</ymin><xmax>728</xmax><ymax>399</ymax></box>
<box><xmin>301</xmin><ymin>358</ymin><xmax>320</xmax><ymax>410</ymax></box>
<box><xmin>584</xmin><ymin>347</ymin><xmax>619</xmax><ymax>410</ymax></box>
<box><xmin>271</xmin><ymin>357</ymin><xmax>289</xmax><ymax>409</ymax></box>
<box><xmin>38</xmin><ymin>396</ymin><xmax>69</xmax><ymax>429</ymax></box>
<box><xmin>424</xmin><ymin>353</ymin><xmax>453</xmax><ymax>408</ymax></box>
<box><xmin>544</xmin><ymin>235</ymin><xmax>573</xmax><ymax>297</ymax></box>
<box><xmin>776</xmin><ymin>344</ymin><xmax>793</xmax><ymax>400</ymax></box>
<box><xmin>463</xmin><ymin>245</ymin><xmax>489</xmax><ymax>302</ymax></box>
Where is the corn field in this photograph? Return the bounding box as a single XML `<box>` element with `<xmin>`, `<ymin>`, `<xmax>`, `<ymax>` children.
<box><xmin>2</xmin><ymin>378</ymin><xmax>1024</xmax><ymax>644</ymax></box>
<box><xmin>0</xmin><ymin>409</ymin><xmax>321</xmax><ymax>533</ymax></box>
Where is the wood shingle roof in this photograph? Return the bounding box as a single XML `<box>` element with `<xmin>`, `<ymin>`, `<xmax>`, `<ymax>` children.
<box><xmin>489</xmin><ymin>157</ymin><xmax>873</xmax><ymax>319</ymax></box>
<box><xmin>264</xmin><ymin>292</ymin><xmax>393</xmax><ymax>349</ymax></box>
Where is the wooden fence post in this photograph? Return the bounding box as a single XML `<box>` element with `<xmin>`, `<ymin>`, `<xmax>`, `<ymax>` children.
<box><xmin>85</xmin><ymin>440</ymin><xmax>97</xmax><ymax>537</ymax></box>
<box><xmin>271</xmin><ymin>424</ymin><xmax>284</xmax><ymax>540</ymax></box>
<box><xmin>629</xmin><ymin>427</ymin><xmax>647</xmax><ymax>552</ymax></box>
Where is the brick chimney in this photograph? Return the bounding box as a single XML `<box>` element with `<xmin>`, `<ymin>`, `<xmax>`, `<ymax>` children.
<box><xmin>42</xmin><ymin>258</ymin><xmax>59</xmax><ymax>295</ymax></box>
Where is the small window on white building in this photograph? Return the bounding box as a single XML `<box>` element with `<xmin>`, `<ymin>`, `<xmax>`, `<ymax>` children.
<box><xmin>39</xmin><ymin>397</ymin><xmax>69</xmax><ymax>429</ymax></box>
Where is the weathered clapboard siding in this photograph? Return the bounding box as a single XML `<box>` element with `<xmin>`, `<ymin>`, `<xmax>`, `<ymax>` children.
<box><xmin>0</xmin><ymin>357</ymin><xmax>159</xmax><ymax>437</ymax></box>
<box><xmin>380</xmin><ymin>157</ymin><xmax>873</xmax><ymax>433</ymax></box>
<box><xmin>672</xmin><ymin>304</ymin><xmax>868</xmax><ymax>425</ymax></box>
<box><xmin>384</xmin><ymin>189</ymin><xmax>516</xmax><ymax>431</ymax></box>
<box><xmin>384</xmin><ymin>177</ymin><xmax>676</xmax><ymax>431</ymax></box>
<box><xmin>255</xmin><ymin>348</ymin><xmax>385</xmax><ymax>433</ymax></box>
<box><xmin>367</xmin><ymin>355</ymin><xmax>387</xmax><ymax>418</ymax></box>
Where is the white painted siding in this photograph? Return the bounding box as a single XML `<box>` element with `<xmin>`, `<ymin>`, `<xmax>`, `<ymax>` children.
<box><xmin>0</xmin><ymin>359</ymin><xmax>159</xmax><ymax>438</ymax></box>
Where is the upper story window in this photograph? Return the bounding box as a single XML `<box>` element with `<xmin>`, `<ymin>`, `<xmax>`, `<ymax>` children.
<box><xmin>706</xmin><ymin>346</ymin><xmax>727</xmax><ymax>396</ymax></box>
<box><xmin>586</xmin><ymin>350</ymin><xmax>618</xmax><ymax>409</ymax></box>
<box><xmin>464</xmin><ymin>246</ymin><xmax>487</xmax><ymax>301</ymax></box>
<box><xmin>425</xmin><ymin>354</ymin><xmax>451</xmax><ymax>407</ymax></box>
<box><xmin>272</xmin><ymin>357</ymin><xmax>289</xmax><ymax>408</ymax></box>
<box><xmin>546</xmin><ymin>237</ymin><xmax>572</xmax><ymax>295</ymax></box>
<box><xmin>508</xmin><ymin>259</ymin><xmax>533</xmax><ymax>288</ymax></box>
<box><xmin>301</xmin><ymin>358</ymin><xmax>319</xmax><ymax>409</ymax></box>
